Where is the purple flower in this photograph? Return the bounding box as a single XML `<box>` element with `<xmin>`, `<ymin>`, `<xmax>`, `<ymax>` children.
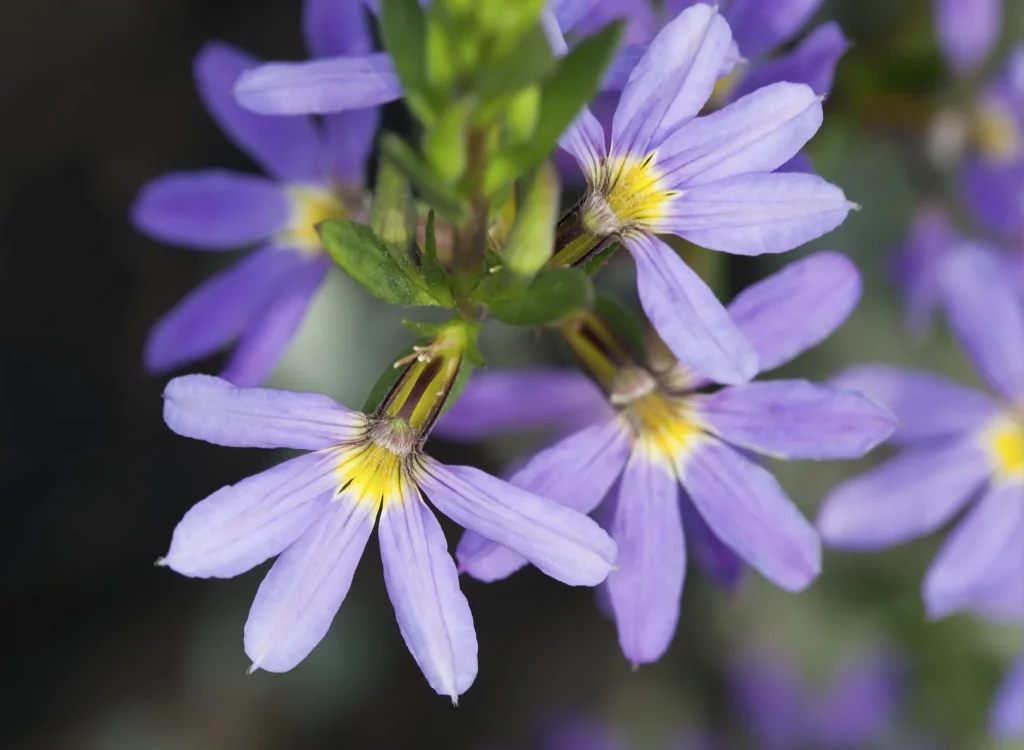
<box><xmin>157</xmin><ymin>371</ymin><xmax>616</xmax><ymax>699</ymax></box>
<box><xmin>934</xmin><ymin>0</ymin><xmax>1003</xmax><ymax>75</ymax></box>
<box><xmin>557</xmin><ymin>3</ymin><xmax>855</xmax><ymax>384</ymax></box>
<box><xmin>892</xmin><ymin>206</ymin><xmax>961</xmax><ymax>335</ymax></box>
<box><xmin>959</xmin><ymin>46</ymin><xmax>1024</xmax><ymax>239</ymax></box>
<box><xmin>818</xmin><ymin>246</ymin><xmax>1024</xmax><ymax>620</ymax></box>
<box><xmin>132</xmin><ymin>0</ymin><xmax>378</xmax><ymax>387</ymax></box>
<box><xmin>664</xmin><ymin>0</ymin><xmax>849</xmax><ymax>106</ymax></box>
<box><xmin>729</xmin><ymin>648</ymin><xmax>906</xmax><ymax>750</ymax></box>
<box><xmin>441</xmin><ymin>252</ymin><xmax>895</xmax><ymax>665</ymax></box>
<box><xmin>232</xmin><ymin>0</ymin><xmax>644</xmax><ymax>116</ymax></box>
<box><xmin>992</xmin><ymin>654</ymin><xmax>1024</xmax><ymax>739</ymax></box>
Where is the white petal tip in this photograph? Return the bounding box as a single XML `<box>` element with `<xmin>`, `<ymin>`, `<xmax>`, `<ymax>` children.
<box><xmin>450</xmin><ymin>695</ymin><xmax>460</xmax><ymax>708</ymax></box>
<box><xmin>851</xmin><ymin>202</ymin><xmax>863</xmax><ymax>212</ymax></box>
<box><xmin>154</xmin><ymin>557</ymin><xmax>168</xmax><ymax>567</ymax></box>
<box><xmin>246</xmin><ymin>662</ymin><xmax>261</xmax><ymax>675</ymax></box>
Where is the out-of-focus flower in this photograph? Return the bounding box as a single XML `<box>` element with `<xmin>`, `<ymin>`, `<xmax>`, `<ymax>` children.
<box><xmin>818</xmin><ymin>247</ymin><xmax>1024</xmax><ymax>620</ymax></box>
<box><xmin>729</xmin><ymin>648</ymin><xmax>906</xmax><ymax>750</ymax></box>
<box><xmin>555</xmin><ymin>3</ymin><xmax>855</xmax><ymax>385</ymax></box>
<box><xmin>892</xmin><ymin>207</ymin><xmax>1022</xmax><ymax>336</ymax></box>
<box><xmin>133</xmin><ymin>0</ymin><xmax>379</xmax><ymax>386</ymax></box>
<box><xmin>441</xmin><ymin>252</ymin><xmax>894</xmax><ymax>665</ymax></box>
<box><xmin>232</xmin><ymin>0</ymin><xmax>643</xmax><ymax>116</ymax></box>
<box><xmin>960</xmin><ymin>47</ymin><xmax>1024</xmax><ymax>239</ymax></box>
<box><xmin>156</xmin><ymin>330</ymin><xmax>616</xmax><ymax>700</ymax></box>
<box><xmin>934</xmin><ymin>0</ymin><xmax>1003</xmax><ymax>76</ymax></box>
<box><xmin>664</xmin><ymin>0</ymin><xmax>848</xmax><ymax>106</ymax></box>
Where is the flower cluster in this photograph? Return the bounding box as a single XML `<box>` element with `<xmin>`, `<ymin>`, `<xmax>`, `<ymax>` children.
<box><xmin>129</xmin><ymin>0</ymin><xmax>1023</xmax><ymax>737</ymax></box>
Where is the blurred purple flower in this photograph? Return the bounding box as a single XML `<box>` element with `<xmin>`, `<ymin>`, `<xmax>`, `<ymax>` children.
<box><xmin>232</xmin><ymin>0</ymin><xmax>643</xmax><ymax>116</ymax></box>
<box><xmin>959</xmin><ymin>47</ymin><xmax>1024</xmax><ymax>239</ymax></box>
<box><xmin>818</xmin><ymin>246</ymin><xmax>1024</xmax><ymax>620</ymax></box>
<box><xmin>157</xmin><ymin>374</ymin><xmax>616</xmax><ymax>698</ymax></box>
<box><xmin>558</xmin><ymin>3</ymin><xmax>855</xmax><ymax>384</ymax></box>
<box><xmin>133</xmin><ymin>0</ymin><xmax>379</xmax><ymax>386</ymax></box>
<box><xmin>729</xmin><ymin>649</ymin><xmax>906</xmax><ymax>750</ymax></box>
<box><xmin>934</xmin><ymin>0</ymin><xmax>1002</xmax><ymax>75</ymax></box>
<box><xmin>441</xmin><ymin>252</ymin><xmax>895</xmax><ymax>666</ymax></box>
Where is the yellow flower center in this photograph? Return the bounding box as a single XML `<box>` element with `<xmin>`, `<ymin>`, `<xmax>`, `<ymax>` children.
<box><xmin>335</xmin><ymin>438</ymin><xmax>409</xmax><ymax>508</ymax></box>
<box><xmin>983</xmin><ymin>414</ymin><xmax>1024</xmax><ymax>481</ymax></box>
<box><xmin>625</xmin><ymin>391</ymin><xmax>702</xmax><ymax>461</ymax></box>
<box><xmin>582</xmin><ymin>153</ymin><xmax>677</xmax><ymax>236</ymax></box>
<box><xmin>971</xmin><ymin>99</ymin><xmax>1022</xmax><ymax>165</ymax></box>
<box><xmin>283</xmin><ymin>186</ymin><xmax>350</xmax><ymax>254</ymax></box>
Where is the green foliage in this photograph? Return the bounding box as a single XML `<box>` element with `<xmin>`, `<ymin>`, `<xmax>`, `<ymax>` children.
<box><xmin>484</xmin><ymin>22</ymin><xmax>623</xmax><ymax>196</ymax></box>
<box><xmin>371</xmin><ymin>160</ymin><xmax>420</xmax><ymax>273</ymax></box>
<box><xmin>319</xmin><ymin>219</ymin><xmax>448</xmax><ymax>308</ymax></box>
<box><xmin>380</xmin><ymin>134</ymin><xmax>471</xmax><ymax>223</ymax></box>
<box><xmin>420</xmin><ymin>211</ymin><xmax>455</xmax><ymax>305</ymax></box>
<box><xmin>502</xmin><ymin>163</ymin><xmax>560</xmax><ymax>283</ymax></box>
<box><xmin>487</xmin><ymin>268</ymin><xmax>594</xmax><ymax>326</ymax></box>
<box><xmin>424</xmin><ymin>99</ymin><xmax>472</xmax><ymax>184</ymax></box>
<box><xmin>380</xmin><ymin>0</ymin><xmax>438</xmax><ymax>122</ymax></box>
<box><xmin>593</xmin><ymin>293</ymin><xmax>646</xmax><ymax>361</ymax></box>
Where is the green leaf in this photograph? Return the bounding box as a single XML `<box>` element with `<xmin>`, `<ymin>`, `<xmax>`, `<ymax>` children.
<box><xmin>319</xmin><ymin>219</ymin><xmax>446</xmax><ymax>307</ymax></box>
<box><xmin>488</xmin><ymin>267</ymin><xmax>594</xmax><ymax>326</ymax></box>
<box><xmin>421</xmin><ymin>210</ymin><xmax>454</xmax><ymax>304</ymax></box>
<box><xmin>581</xmin><ymin>236</ymin><xmax>621</xmax><ymax>274</ymax></box>
<box><xmin>484</xmin><ymin>21</ymin><xmax>623</xmax><ymax>195</ymax></box>
<box><xmin>503</xmin><ymin>162</ymin><xmax>559</xmax><ymax>282</ymax></box>
<box><xmin>380</xmin><ymin>134</ymin><xmax>471</xmax><ymax>223</ymax></box>
<box><xmin>371</xmin><ymin>159</ymin><xmax>420</xmax><ymax>273</ymax></box>
<box><xmin>380</xmin><ymin>0</ymin><xmax>437</xmax><ymax>120</ymax></box>
<box><xmin>593</xmin><ymin>293</ymin><xmax>646</xmax><ymax>361</ymax></box>
<box><xmin>475</xmin><ymin>22</ymin><xmax>555</xmax><ymax>101</ymax></box>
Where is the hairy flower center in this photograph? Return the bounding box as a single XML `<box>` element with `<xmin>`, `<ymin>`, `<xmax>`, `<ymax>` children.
<box><xmin>336</xmin><ymin>434</ymin><xmax>410</xmax><ymax>507</ymax></box>
<box><xmin>984</xmin><ymin>415</ymin><xmax>1024</xmax><ymax>480</ymax></box>
<box><xmin>971</xmin><ymin>99</ymin><xmax>1022</xmax><ymax>165</ymax></box>
<box><xmin>626</xmin><ymin>391</ymin><xmax>701</xmax><ymax>460</ymax></box>
<box><xmin>582</xmin><ymin>154</ymin><xmax>677</xmax><ymax>236</ymax></box>
<box><xmin>284</xmin><ymin>186</ymin><xmax>350</xmax><ymax>254</ymax></box>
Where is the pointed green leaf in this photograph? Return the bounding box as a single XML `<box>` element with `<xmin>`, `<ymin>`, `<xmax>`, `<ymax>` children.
<box><xmin>380</xmin><ymin>133</ymin><xmax>471</xmax><ymax>223</ymax></box>
<box><xmin>488</xmin><ymin>267</ymin><xmax>594</xmax><ymax>326</ymax></box>
<box><xmin>319</xmin><ymin>219</ymin><xmax>446</xmax><ymax>307</ymax></box>
<box><xmin>484</xmin><ymin>22</ymin><xmax>623</xmax><ymax>195</ymax></box>
<box><xmin>421</xmin><ymin>210</ymin><xmax>455</xmax><ymax>304</ymax></box>
<box><xmin>424</xmin><ymin>99</ymin><xmax>472</xmax><ymax>184</ymax></box>
<box><xmin>503</xmin><ymin>163</ymin><xmax>560</xmax><ymax>283</ymax></box>
<box><xmin>475</xmin><ymin>22</ymin><xmax>555</xmax><ymax>101</ymax></box>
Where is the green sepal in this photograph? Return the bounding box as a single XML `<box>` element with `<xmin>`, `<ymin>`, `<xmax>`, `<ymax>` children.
<box><xmin>502</xmin><ymin>162</ymin><xmax>559</xmax><ymax>283</ymax></box>
<box><xmin>319</xmin><ymin>219</ymin><xmax>446</xmax><ymax>307</ymax></box>
<box><xmin>362</xmin><ymin>346</ymin><xmax>413</xmax><ymax>413</ymax></box>
<box><xmin>421</xmin><ymin>210</ymin><xmax>455</xmax><ymax>305</ymax></box>
<box><xmin>483</xmin><ymin>21</ymin><xmax>623</xmax><ymax>196</ymax></box>
<box><xmin>487</xmin><ymin>267</ymin><xmax>594</xmax><ymax>326</ymax></box>
<box><xmin>401</xmin><ymin>319</ymin><xmax>484</xmax><ymax>366</ymax></box>
<box><xmin>380</xmin><ymin>0</ymin><xmax>439</xmax><ymax>122</ymax></box>
<box><xmin>581</xmin><ymin>237</ymin><xmax>621</xmax><ymax>275</ymax></box>
<box><xmin>593</xmin><ymin>293</ymin><xmax>646</xmax><ymax>361</ymax></box>
<box><xmin>440</xmin><ymin>357</ymin><xmax>476</xmax><ymax>417</ymax></box>
<box><xmin>380</xmin><ymin>134</ymin><xmax>471</xmax><ymax>223</ymax></box>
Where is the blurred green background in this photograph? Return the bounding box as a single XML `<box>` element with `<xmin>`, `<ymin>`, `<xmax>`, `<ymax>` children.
<box><xmin>0</xmin><ymin>0</ymin><xmax>1021</xmax><ymax>748</ymax></box>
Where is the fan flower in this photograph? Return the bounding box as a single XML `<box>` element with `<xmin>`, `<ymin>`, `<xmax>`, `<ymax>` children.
<box><xmin>132</xmin><ymin>0</ymin><xmax>379</xmax><ymax>386</ymax></box>
<box><xmin>892</xmin><ymin>208</ymin><xmax>1022</xmax><ymax>336</ymax></box>
<box><xmin>553</xmin><ymin>3</ymin><xmax>856</xmax><ymax>385</ymax></box>
<box><xmin>156</xmin><ymin>328</ymin><xmax>616</xmax><ymax>701</ymax></box>
<box><xmin>934</xmin><ymin>0</ymin><xmax>1003</xmax><ymax>75</ymax></box>
<box><xmin>232</xmin><ymin>0</ymin><xmax>645</xmax><ymax>116</ymax></box>
<box><xmin>818</xmin><ymin>246</ymin><xmax>1024</xmax><ymax>620</ymax></box>
<box><xmin>440</xmin><ymin>252</ymin><xmax>894</xmax><ymax>665</ymax></box>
